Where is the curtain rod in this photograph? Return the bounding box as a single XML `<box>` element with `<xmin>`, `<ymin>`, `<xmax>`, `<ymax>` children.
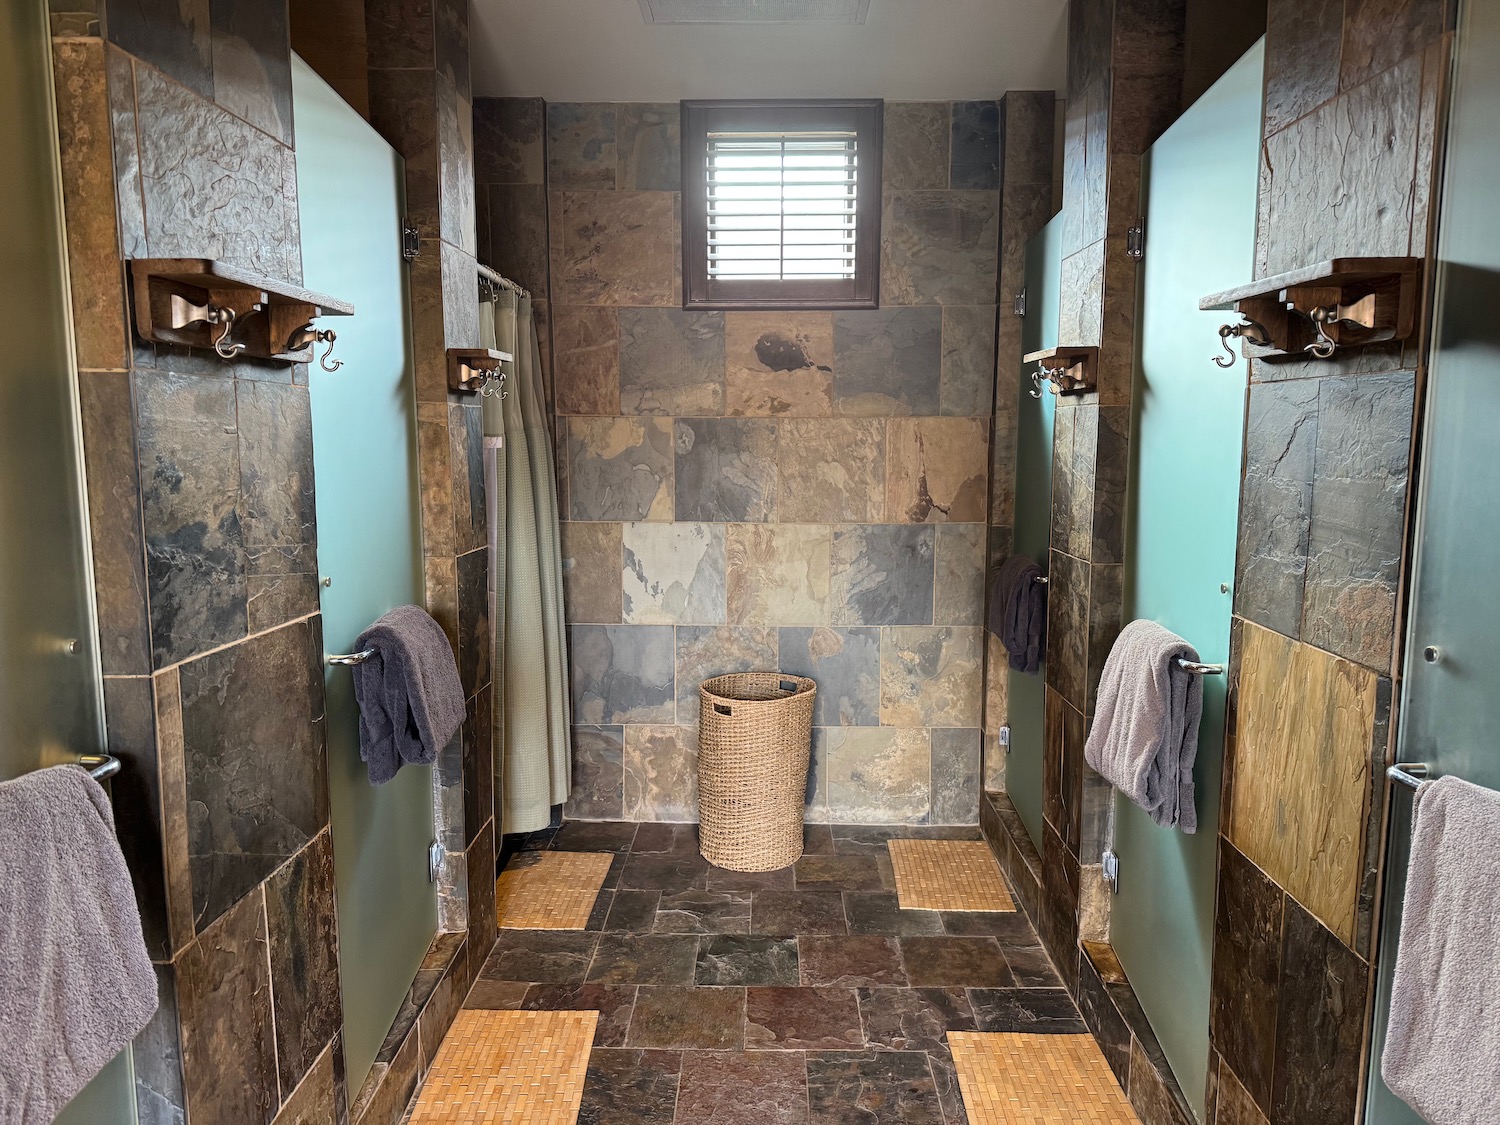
<box><xmin>477</xmin><ymin>261</ymin><xmax>529</xmax><ymax>299</ymax></box>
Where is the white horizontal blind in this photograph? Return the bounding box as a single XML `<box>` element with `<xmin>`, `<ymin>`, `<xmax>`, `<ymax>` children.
<box><xmin>705</xmin><ymin>131</ymin><xmax>859</xmax><ymax>281</ymax></box>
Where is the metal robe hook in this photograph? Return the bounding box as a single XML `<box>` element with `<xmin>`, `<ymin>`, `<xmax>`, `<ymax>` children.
<box><xmin>1304</xmin><ymin>306</ymin><xmax>1339</xmax><ymax>359</ymax></box>
<box><xmin>1215</xmin><ymin>318</ymin><xmax>1270</xmax><ymax>367</ymax></box>
<box><xmin>210</xmin><ymin>307</ymin><xmax>246</xmax><ymax>359</ymax></box>
<box><xmin>478</xmin><ymin>370</ymin><xmax>509</xmax><ymax>399</ymax></box>
<box><xmin>1029</xmin><ymin>370</ymin><xmax>1043</xmax><ymax>399</ymax></box>
<box><xmin>317</xmin><ymin>329</ymin><xmax>342</xmax><ymax>372</ymax></box>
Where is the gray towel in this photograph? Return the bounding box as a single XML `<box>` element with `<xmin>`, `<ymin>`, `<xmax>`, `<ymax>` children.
<box><xmin>0</xmin><ymin>765</ymin><xmax>157</xmax><ymax>1123</ymax></box>
<box><xmin>1381</xmin><ymin>775</ymin><xmax>1500</xmax><ymax>1123</ymax></box>
<box><xmin>351</xmin><ymin>604</ymin><xmax>467</xmax><ymax>785</ymax></box>
<box><xmin>987</xmin><ymin>555</ymin><xmax>1047</xmax><ymax>674</ymax></box>
<box><xmin>1083</xmin><ymin>619</ymin><xmax>1202</xmax><ymax>832</ymax></box>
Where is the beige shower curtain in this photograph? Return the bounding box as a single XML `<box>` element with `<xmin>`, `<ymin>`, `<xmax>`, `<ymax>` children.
<box><xmin>482</xmin><ymin>289</ymin><xmax>571</xmax><ymax>834</ymax></box>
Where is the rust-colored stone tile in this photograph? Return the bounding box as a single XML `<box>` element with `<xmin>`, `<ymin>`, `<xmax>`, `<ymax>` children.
<box><xmin>52</xmin><ymin>39</ymin><xmax>129</xmax><ymax>373</ymax></box>
<box><xmin>1227</xmin><ymin>622</ymin><xmax>1377</xmax><ymax>946</ymax></box>
<box><xmin>553</xmin><ymin>306</ymin><xmax>620</xmax><ymax>415</ymax></box>
<box><xmin>553</xmin><ymin>190</ymin><xmax>677</xmax><ymax>307</ymax></box>
<box><xmin>416</xmin><ymin>403</ymin><xmax>456</xmax><ymax>557</ymax></box>
<box><xmin>886</xmin><ymin>417</ymin><xmax>989</xmax><ymax>524</ymax></box>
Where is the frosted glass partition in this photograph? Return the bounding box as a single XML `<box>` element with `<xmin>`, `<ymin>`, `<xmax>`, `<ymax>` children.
<box><xmin>1113</xmin><ymin>41</ymin><xmax>1264</xmax><ymax>1120</ymax></box>
<box><xmin>292</xmin><ymin>56</ymin><xmax>439</xmax><ymax>1097</ymax></box>
<box><xmin>1</xmin><ymin>4</ymin><xmax>127</xmax><ymax>1122</ymax></box>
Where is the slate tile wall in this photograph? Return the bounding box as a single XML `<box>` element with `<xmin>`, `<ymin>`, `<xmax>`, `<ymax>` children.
<box><xmin>49</xmin><ymin>2</ymin><xmax>495</xmax><ymax>1122</ymax></box>
<box><xmin>477</xmin><ymin>97</ymin><xmax>1006</xmax><ymax>825</ymax></box>
<box><xmin>1206</xmin><ymin>2</ymin><xmax>1452</xmax><ymax>1122</ymax></box>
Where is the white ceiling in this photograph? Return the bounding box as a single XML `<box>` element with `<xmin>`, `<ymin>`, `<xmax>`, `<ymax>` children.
<box><xmin>470</xmin><ymin>0</ymin><xmax>1069</xmax><ymax>102</ymax></box>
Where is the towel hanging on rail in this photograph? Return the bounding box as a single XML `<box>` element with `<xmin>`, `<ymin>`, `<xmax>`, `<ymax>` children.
<box><xmin>1085</xmin><ymin>619</ymin><xmax>1204</xmax><ymax>832</ymax></box>
<box><xmin>0</xmin><ymin>765</ymin><xmax>157</xmax><ymax>1123</ymax></box>
<box><xmin>1381</xmin><ymin>774</ymin><xmax>1500</xmax><ymax>1123</ymax></box>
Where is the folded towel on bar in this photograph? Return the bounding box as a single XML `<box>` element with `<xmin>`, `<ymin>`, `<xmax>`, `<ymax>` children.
<box><xmin>0</xmin><ymin>765</ymin><xmax>157</xmax><ymax>1124</ymax></box>
<box><xmin>351</xmin><ymin>604</ymin><xmax>467</xmax><ymax>785</ymax></box>
<box><xmin>987</xmin><ymin>554</ymin><xmax>1047</xmax><ymax>674</ymax></box>
<box><xmin>1381</xmin><ymin>775</ymin><xmax>1500</xmax><ymax>1124</ymax></box>
<box><xmin>1084</xmin><ymin>619</ymin><xmax>1202</xmax><ymax>832</ymax></box>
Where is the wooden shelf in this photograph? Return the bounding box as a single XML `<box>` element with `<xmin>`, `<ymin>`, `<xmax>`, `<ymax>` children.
<box><xmin>1023</xmin><ymin>345</ymin><xmax>1098</xmax><ymax>396</ymax></box>
<box><xmin>130</xmin><ymin>258</ymin><xmax>353</xmax><ymax>364</ymax></box>
<box><xmin>1200</xmin><ymin>256</ymin><xmax>1420</xmax><ymax>362</ymax></box>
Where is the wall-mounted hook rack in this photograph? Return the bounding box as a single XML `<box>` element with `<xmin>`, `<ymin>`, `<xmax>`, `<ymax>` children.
<box><xmin>130</xmin><ymin>259</ymin><xmax>354</xmax><ymax>366</ymax></box>
<box><xmin>1200</xmin><ymin>256</ymin><xmax>1420</xmax><ymax>363</ymax></box>
<box><xmin>447</xmin><ymin>347</ymin><xmax>513</xmax><ymax>396</ymax></box>
<box><xmin>1023</xmin><ymin>345</ymin><xmax>1098</xmax><ymax>397</ymax></box>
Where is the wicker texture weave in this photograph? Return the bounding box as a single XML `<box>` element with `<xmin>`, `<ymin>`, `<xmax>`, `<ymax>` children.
<box><xmin>408</xmin><ymin>1009</ymin><xmax>598</xmax><ymax>1123</ymax></box>
<box><xmin>888</xmin><ymin>839</ymin><xmax>1017</xmax><ymax>912</ymax></box>
<box><xmin>697</xmin><ymin>672</ymin><xmax>817</xmax><ymax>872</ymax></box>
<box><xmin>947</xmin><ymin>1032</ymin><xmax>1140</xmax><ymax>1123</ymax></box>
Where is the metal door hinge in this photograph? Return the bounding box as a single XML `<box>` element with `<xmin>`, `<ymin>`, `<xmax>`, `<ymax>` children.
<box><xmin>428</xmin><ymin>839</ymin><xmax>444</xmax><ymax>883</ymax></box>
<box><xmin>1102</xmin><ymin>849</ymin><xmax>1120</xmax><ymax>894</ymax></box>
<box><xmin>1125</xmin><ymin>223</ymin><xmax>1146</xmax><ymax>262</ymax></box>
<box><xmin>402</xmin><ymin>223</ymin><xmax>421</xmax><ymax>262</ymax></box>
<box><xmin>1013</xmin><ymin>289</ymin><xmax>1027</xmax><ymax>318</ymax></box>
<box><xmin>998</xmin><ymin>725</ymin><xmax>1011</xmax><ymax>751</ymax></box>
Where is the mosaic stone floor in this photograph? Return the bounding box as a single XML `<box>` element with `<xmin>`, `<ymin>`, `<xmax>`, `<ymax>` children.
<box><xmin>454</xmin><ymin>821</ymin><xmax>1093</xmax><ymax>1124</ymax></box>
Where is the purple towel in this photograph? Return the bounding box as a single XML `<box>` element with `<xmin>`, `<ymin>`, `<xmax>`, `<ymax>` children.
<box><xmin>0</xmin><ymin>765</ymin><xmax>157</xmax><ymax>1123</ymax></box>
<box><xmin>351</xmin><ymin>605</ymin><xmax>466</xmax><ymax>785</ymax></box>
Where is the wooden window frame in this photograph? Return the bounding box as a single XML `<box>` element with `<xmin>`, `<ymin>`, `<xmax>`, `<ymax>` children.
<box><xmin>681</xmin><ymin>99</ymin><xmax>883</xmax><ymax>311</ymax></box>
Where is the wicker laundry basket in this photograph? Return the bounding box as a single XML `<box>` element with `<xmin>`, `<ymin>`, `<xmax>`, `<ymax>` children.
<box><xmin>697</xmin><ymin>672</ymin><xmax>817</xmax><ymax>872</ymax></box>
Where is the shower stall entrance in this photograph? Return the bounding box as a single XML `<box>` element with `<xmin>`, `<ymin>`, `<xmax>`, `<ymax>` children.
<box><xmin>293</xmin><ymin>57</ymin><xmax>439</xmax><ymax>1096</ymax></box>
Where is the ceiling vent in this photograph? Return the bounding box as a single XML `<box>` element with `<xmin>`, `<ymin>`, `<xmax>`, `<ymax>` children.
<box><xmin>639</xmin><ymin>0</ymin><xmax>870</xmax><ymax>24</ymax></box>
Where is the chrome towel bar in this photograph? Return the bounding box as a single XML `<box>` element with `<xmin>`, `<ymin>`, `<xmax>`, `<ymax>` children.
<box><xmin>77</xmin><ymin>754</ymin><xmax>121</xmax><ymax>780</ymax></box>
<box><xmin>326</xmin><ymin>648</ymin><xmax>375</xmax><ymax>666</ymax></box>
<box><xmin>1388</xmin><ymin>763</ymin><xmax>1430</xmax><ymax>790</ymax></box>
<box><xmin>1176</xmin><ymin>658</ymin><xmax>1224</xmax><ymax>675</ymax></box>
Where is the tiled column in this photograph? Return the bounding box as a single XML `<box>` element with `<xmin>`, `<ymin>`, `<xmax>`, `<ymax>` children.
<box><xmin>982</xmin><ymin>90</ymin><xmax>1057</xmax><ymax>794</ymax></box>
<box><xmin>1208</xmin><ymin>3</ymin><xmax>1450</xmax><ymax>1123</ymax></box>
<box><xmin>366</xmin><ymin>0</ymin><xmax>497</xmax><ymax>967</ymax></box>
<box><xmin>1040</xmin><ymin>0</ymin><xmax>1186</xmax><ymax>980</ymax></box>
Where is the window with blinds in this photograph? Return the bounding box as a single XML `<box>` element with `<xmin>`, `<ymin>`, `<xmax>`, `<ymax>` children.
<box><xmin>706</xmin><ymin>133</ymin><xmax>859</xmax><ymax>281</ymax></box>
<box><xmin>682</xmin><ymin>101</ymin><xmax>881</xmax><ymax>309</ymax></box>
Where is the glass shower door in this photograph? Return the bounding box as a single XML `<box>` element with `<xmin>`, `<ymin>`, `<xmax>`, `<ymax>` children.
<box><xmin>1114</xmin><ymin>41</ymin><xmax>1263</xmax><ymax>1120</ymax></box>
<box><xmin>292</xmin><ymin>57</ymin><xmax>439</xmax><ymax>1097</ymax></box>
<box><xmin>2</xmin><ymin>3</ymin><xmax>129</xmax><ymax>1120</ymax></box>
<box><xmin>1006</xmin><ymin>215</ymin><xmax>1062</xmax><ymax>850</ymax></box>
<box><xmin>1366</xmin><ymin>1</ymin><xmax>1500</xmax><ymax>1118</ymax></box>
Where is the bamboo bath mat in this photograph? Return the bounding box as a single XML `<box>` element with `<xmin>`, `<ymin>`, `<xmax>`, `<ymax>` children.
<box><xmin>495</xmin><ymin>851</ymin><xmax>612</xmax><ymax>930</ymax></box>
<box><xmin>887</xmin><ymin>839</ymin><xmax>1015</xmax><ymax>912</ymax></box>
<box><xmin>408</xmin><ymin>1009</ymin><xmax>598</xmax><ymax>1124</ymax></box>
<box><xmin>948</xmin><ymin>1032</ymin><xmax>1139</xmax><ymax>1123</ymax></box>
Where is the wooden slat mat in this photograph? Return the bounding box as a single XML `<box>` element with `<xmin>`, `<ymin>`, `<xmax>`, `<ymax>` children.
<box><xmin>948</xmin><ymin>1032</ymin><xmax>1139</xmax><ymax>1123</ymax></box>
<box><xmin>887</xmin><ymin>839</ymin><xmax>1015</xmax><ymax>912</ymax></box>
<box><xmin>409</xmin><ymin>1009</ymin><xmax>598</xmax><ymax>1124</ymax></box>
<box><xmin>495</xmin><ymin>851</ymin><xmax>612</xmax><ymax>930</ymax></box>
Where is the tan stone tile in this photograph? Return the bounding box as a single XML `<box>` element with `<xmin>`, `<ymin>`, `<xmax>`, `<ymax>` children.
<box><xmin>554</xmin><ymin>190</ymin><xmax>677</xmax><ymax>306</ymax></box>
<box><xmin>1228</xmin><ymin>622</ymin><xmax>1378</xmax><ymax>946</ymax></box>
<box><xmin>886</xmin><ymin>417</ymin><xmax>989</xmax><ymax>524</ymax></box>
<box><xmin>560</xmin><ymin>521</ymin><xmax>622</xmax><ymax>624</ymax></box>
<box><xmin>880</xmin><ymin>626</ymin><xmax>984</xmax><ymax>728</ymax></box>
<box><xmin>725</xmin><ymin>312</ymin><xmax>835</xmax><ymax>416</ymax></box>
<box><xmin>553</xmin><ymin>306</ymin><xmax>620</xmax><ymax>415</ymax></box>
<box><xmin>777</xmin><ymin>419</ymin><xmax>885</xmax><ymax>523</ymax></box>
<box><xmin>624</xmin><ymin>726</ymin><xmax>699</xmax><ymax>822</ymax></box>
<box><xmin>726</xmin><ymin>524</ymin><xmax>832</xmax><ymax>626</ymax></box>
